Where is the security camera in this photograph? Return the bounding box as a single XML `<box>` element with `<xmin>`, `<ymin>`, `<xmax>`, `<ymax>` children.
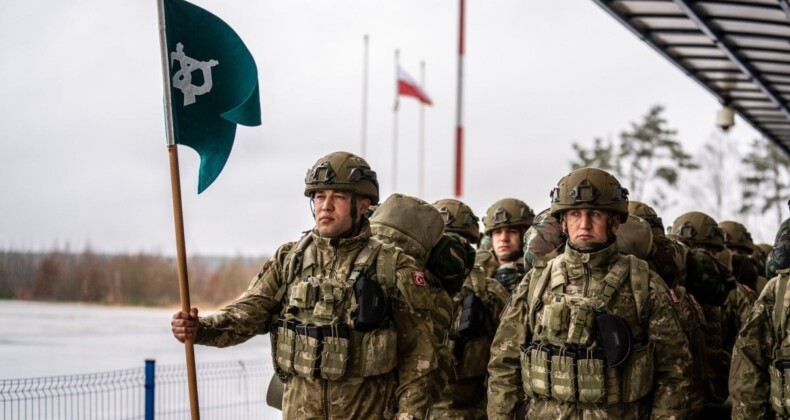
<box><xmin>716</xmin><ymin>106</ymin><xmax>735</xmax><ymax>131</ymax></box>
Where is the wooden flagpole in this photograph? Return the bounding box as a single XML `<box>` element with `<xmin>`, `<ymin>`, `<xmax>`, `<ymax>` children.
<box><xmin>156</xmin><ymin>0</ymin><xmax>201</xmax><ymax>418</ymax></box>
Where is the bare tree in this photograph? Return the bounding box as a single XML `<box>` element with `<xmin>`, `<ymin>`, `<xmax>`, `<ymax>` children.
<box><xmin>740</xmin><ymin>138</ymin><xmax>790</xmax><ymax>227</ymax></box>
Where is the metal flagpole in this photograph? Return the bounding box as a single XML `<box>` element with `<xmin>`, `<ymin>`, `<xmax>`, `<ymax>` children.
<box><xmin>419</xmin><ymin>61</ymin><xmax>426</xmax><ymax>198</ymax></box>
<box><xmin>392</xmin><ymin>49</ymin><xmax>400</xmax><ymax>193</ymax></box>
<box><xmin>361</xmin><ymin>34</ymin><xmax>369</xmax><ymax>158</ymax></box>
<box><xmin>156</xmin><ymin>0</ymin><xmax>200</xmax><ymax>418</ymax></box>
<box><xmin>455</xmin><ymin>0</ymin><xmax>465</xmax><ymax>197</ymax></box>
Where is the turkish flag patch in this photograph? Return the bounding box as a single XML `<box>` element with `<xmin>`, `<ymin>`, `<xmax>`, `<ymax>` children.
<box><xmin>412</xmin><ymin>271</ymin><xmax>427</xmax><ymax>286</ymax></box>
<box><xmin>668</xmin><ymin>289</ymin><xmax>680</xmax><ymax>304</ymax></box>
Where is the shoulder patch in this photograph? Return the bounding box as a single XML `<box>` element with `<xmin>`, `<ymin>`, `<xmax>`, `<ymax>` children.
<box><xmin>668</xmin><ymin>288</ymin><xmax>680</xmax><ymax>304</ymax></box>
<box><xmin>412</xmin><ymin>271</ymin><xmax>427</xmax><ymax>286</ymax></box>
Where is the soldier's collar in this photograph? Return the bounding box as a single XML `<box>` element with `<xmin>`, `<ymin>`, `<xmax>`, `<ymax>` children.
<box><xmin>564</xmin><ymin>240</ymin><xmax>619</xmax><ymax>266</ymax></box>
<box><xmin>311</xmin><ymin>221</ymin><xmax>371</xmax><ymax>250</ymax></box>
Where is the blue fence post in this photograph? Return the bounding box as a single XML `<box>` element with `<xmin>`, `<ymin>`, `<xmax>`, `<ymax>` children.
<box><xmin>145</xmin><ymin>359</ymin><xmax>156</xmax><ymax>420</ymax></box>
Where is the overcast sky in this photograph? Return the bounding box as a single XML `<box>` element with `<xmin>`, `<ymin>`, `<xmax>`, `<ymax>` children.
<box><xmin>0</xmin><ymin>0</ymin><xmax>780</xmax><ymax>257</ymax></box>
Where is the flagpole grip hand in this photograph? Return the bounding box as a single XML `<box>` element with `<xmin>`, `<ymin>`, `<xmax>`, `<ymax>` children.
<box><xmin>171</xmin><ymin>307</ymin><xmax>200</xmax><ymax>343</ymax></box>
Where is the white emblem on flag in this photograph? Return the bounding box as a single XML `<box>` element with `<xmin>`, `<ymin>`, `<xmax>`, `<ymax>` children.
<box><xmin>170</xmin><ymin>43</ymin><xmax>219</xmax><ymax>106</ymax></box>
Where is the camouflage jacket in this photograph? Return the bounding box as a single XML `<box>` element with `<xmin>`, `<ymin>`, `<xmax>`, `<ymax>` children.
<box><xmin>486</xmin><ymin>242</ymin><xmax>693</xmax><ymax>419</ymax></box>
<box><xmin>669</xmin><ymin>286</ymin><xmax>708</xmax><ymax>415</ymax></box>
<box><xmin>195</xmin><ymin>222</ymin><xmax>443</xmax><ymax>419</ymax></box>
<box><xmin>430</xmin><ymin>266</ymin><xmax>509</xmax><ymax>419</ymax></box>
<box><xmin>723</xmin><ymin>283</ymin><xmax>758</xmax><ymax>351</ymax></box>
<box><xmin>730</xmin><ymin>270</ymin><xmax>790</xmax><ymax>419</ymax></box>
<box><xmin>475</xmin><ymin>249</ymin><xmax>499</xmax><ymax>279</ymax></box>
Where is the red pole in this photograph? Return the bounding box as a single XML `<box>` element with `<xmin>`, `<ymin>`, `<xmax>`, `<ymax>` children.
<box><xmin>454</xmin><ymin>0</ymin><xmax>465</xmax><ymax>197</ymax></box>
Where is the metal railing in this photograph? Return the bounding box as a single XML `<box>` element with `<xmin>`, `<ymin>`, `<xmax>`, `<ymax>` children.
<box><xmin>0</xmin><ymin>359</ymin><xmax>270</xmax><ymax>420</ymax></box>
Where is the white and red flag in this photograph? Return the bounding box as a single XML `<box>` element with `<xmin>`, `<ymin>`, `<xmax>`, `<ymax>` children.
<box><xmin>397</xmin><ymin>66</ymin><xmax>433</xmax><ymax>106</ymax></box>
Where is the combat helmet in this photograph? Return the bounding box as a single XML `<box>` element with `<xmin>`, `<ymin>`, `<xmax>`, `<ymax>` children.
<box><xmin>482</xmin><ymin>198</ymin><xmax>535</xmax><ymax>235</ymax></box>
<box><xmin>767</xmin><ymin>217</ymin><xmax>790</xmax><ymax>278</ymax></box>
<box><xmin>549</xmin><ymin>167</ymin><xmax>629</xmax><ymax>221</ymax></box>
<box><xmin>670</xmin><ymin>211</ymin><xmax>725</xmax><ymax>251</ymax></box>
<box><xmin>718</xmin><ymin>221</ymin><xmax>755</xmax><ymax>254</ymax></box>
<box><xmin>304</xmin><ymin>151</ymin><xmax>379</xmax><ymax>204</ymax></box>
<box><xmin>628</xmin><ymin>201</ymin><xmax>664</xmax><ymax>235</ymax></box>
<box><xmin>433</xmin><ymin>198</ymin><xmax>481</xmax><ymax>244</ymax></box>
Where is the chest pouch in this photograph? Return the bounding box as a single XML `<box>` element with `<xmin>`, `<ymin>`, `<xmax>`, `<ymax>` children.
<box><xmin>313</xmin><ymin>282</ymin><xmax>344</xmax><ymax>320</ymax></box>
<box><xmin>576</xmin><ymin>347</ymin><xmax>608</xmax><ymax>404</ymax></box>
<box><xmin>520</xmin><ymin>342</ymin><xmax>552</xmax><ymax>399</ymax></box>
<box><xmin>770</xmin><ymin>359</ymin><xmax>790</xmax><ymax>416</ymax></box>
<box><xmin>320</xmin><ymin>323</ymin><xmax>350</xmax><ymax>381</ymax></box>
<box><xmin>353</xmin><ymin>271</ymin><xmax>388</xmax><ymax>332</ymax></box>
<box><xmin>539</xmin><ymin>294</ymin><xmax>570</xmax><ymax>345</ymax></box>
<box><xmin>566</xmin><ymin>297</ymin><xmax>598</xmax><ymax>347</ymax></box>
<box><xmin>273</xmin><ymin>318</ymin><xmax>298</xmax><ymax>377</ymax></box>
<box><xmin>550</xmin><ymin>347</ymin><xmax>577</xmax><ymax>403</ymax></box>
<box><xmin>289</xmin><ymin>278</ymin><xmax>318</xmax><ymax>310</ymax></box>
<box><xmin>293</xmin><ymin>324</ymin><xmax>323</xmax><ymax>378</ymax></box>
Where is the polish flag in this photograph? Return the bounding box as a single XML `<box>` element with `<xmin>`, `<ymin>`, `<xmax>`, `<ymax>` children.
<box><xmin>397</xmin><ymin>66</ymin><xmax>433</xmax><ymax>106</ymax></box>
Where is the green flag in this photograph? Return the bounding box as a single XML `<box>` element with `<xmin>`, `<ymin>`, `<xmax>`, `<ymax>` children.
<box><xmin>164</xmin><ymin>0</ymin><xmax>261</xmax><ymax>193</ymax></box>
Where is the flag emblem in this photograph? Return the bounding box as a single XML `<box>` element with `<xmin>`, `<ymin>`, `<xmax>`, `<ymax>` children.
<box><xmin>171</xmin><ymin>43</ymin><xmax>219</xmax><ymax>106</ymax></box>
<box><xmin>412</xmin><ymin>271</ymin><xmax>427</xmax><ymax>286</ymax></box>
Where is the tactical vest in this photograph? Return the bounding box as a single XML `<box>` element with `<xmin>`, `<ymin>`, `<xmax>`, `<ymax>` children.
<box><xmin>768</xmin><ymin>269</ymin><xmax>790</xmax><ymax>416</ymax></box>
<box><xmin>270</xmin><ymin>233</ymin><xmax>403</xmax><ymax>383</ymax></box>
<box><xmin>449</xmin><ymin>266</ymin><xmax>508</xmax><ymax>379</ymax></box>
<box><xmin>519</xmin><ymin>254</ymin><xmax>655</xmax><ymax>405</ymax></box>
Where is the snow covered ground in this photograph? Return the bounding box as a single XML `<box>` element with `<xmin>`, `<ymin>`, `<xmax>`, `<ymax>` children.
<box><xmin>0</xmin><ymin>300</ymin><xmax>273</xmax><ymax>379</ymax></box>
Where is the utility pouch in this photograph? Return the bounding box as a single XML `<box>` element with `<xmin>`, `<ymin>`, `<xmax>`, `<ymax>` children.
<box><xmin>770</xmin><ymin>360</ymin><xmax>790</xmax><ymax>416</ymax></box>
<box><xmin>551</xmin><ymin>349</ymin><xmax>577</xmax><ymax>402</ymax></box>
<box><xmin>293</xmin><ymin>324</ymin><xmax>323</xmax><ymax>378</ymax></box>
<box><xmin>566</xmin><ymin>299</ymin><xmax>596</xmax><ymax>347</ymax></box>
<box><xmin>289</xmin><ymin>280</ymin><xmax>317</xmax><ymax>309</ymax></box>
<box><xmin>458</xmin><ymin>292</ymin><xmax>485</xmax><ymax>339</ymax></box>
<box><xmin>314</xmin><ymin>283</ymin><xmax>342</xmax><ymax>320</ymax></box>
<box><xmin>320</xmin><ymin>324</ymin><xmax>350</xmax><ymax>381</ymax></box>
<box><xmin>519</xmin><ymin>343</ymin><xmax>537</xmax><ymax>399</ymax></box>
<box><xmin>541</xmin><ymin>295</ymin><xmax>570</xmax><ymax>343</ymax></box>
<box><xmin>527</xmin><ymin>343</ymin><xmax>552</xmax><ymax>398</ymax></box>
<box><xmin>353</xmin><ymin>272</ymin><xmax>388</xmax><ymax>332</ymax></box>
<box><xmin>359</xmin><ymin>325</ymin><xmax>398</xmax><ymax>377</ymax></box>
<box><xmin>274</xmin><ymin>319</ymin><xmax>298</xmax><ymax>376</ymax></box>
<box><xmin>620</xmin><ymin>341</ymin><xmax>655</xmax><ymax>403</ymax></box>
<box><xmin>577</xmin><ymin>349</ymin><xmax>607</xmax><ymax>404</ymax></box>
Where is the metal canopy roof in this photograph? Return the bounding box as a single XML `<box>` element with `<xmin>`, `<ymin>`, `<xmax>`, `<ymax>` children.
<box><xmin>593</xmin><ymin>0</ymin><xmax>790</xmax><ymax>155</ymax></box>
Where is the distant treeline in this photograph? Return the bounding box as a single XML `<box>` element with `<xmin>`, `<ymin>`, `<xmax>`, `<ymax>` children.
<box><xmin>0</xmin><ymin>250</ymin><xmax>268</xmax><ymax>307</ymax></box>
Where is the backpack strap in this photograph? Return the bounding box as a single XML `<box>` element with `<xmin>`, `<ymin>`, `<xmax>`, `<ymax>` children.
<box><xmin>275</xmin><ymin>233</ymin><xmax>313</xmax><ymax>302</ymax></box>
<box><xmin>527</xmin><ymin>258</ymin><xmax>556</xmax><ymax>332</ymax></box>
<box><xmin>774</xmin><ymin>273</ymin><xmax>790</xmax><ymax>358</ymax></box>
<box><xmin>628</xmin><ymin>255</ymin><xmax>650</xmax><ymax>327</ymax></box>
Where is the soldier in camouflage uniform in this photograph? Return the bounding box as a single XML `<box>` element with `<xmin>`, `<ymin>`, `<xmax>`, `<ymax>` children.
<box><xmin>476</xmin><ymin>198</ymin><xmax>535</xmax><ymax>293</ymax></box>
<box><xmin>487</xmin><ymin>167</ymin><xmax>693</xmax><ymax>419</ymax></box>
<box><xmin>719</xmin><ymin>221</ymin><xmax>760</xmax><ymax>351</ymax></box>
<box><xmin>429</xmin><ymin>198</ymin><xmax>509</xmax><ymax>419</ymax></box>
<box><xmin>729</xmin><ymin>217</ymin><xmax>790</xmax><ymax>419</ymax></box>
<box><xmin>671</xmin><ymin>212</ymin><xmax>737</xmax><ymax>409</ymax></box>
<box><xmin>629</xmin><ymin>201</ymin><xmax>707</xmax><ymax>416</ymax></box>
<box><xmin>369</xmin><ymin>193</ymin><xmax>459</xmax><ymax>402</ymax></box>
<box><xmin>171</xmin><ymin>151</ymin><xmax>443</xmax><ymax>419</ymax></box>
